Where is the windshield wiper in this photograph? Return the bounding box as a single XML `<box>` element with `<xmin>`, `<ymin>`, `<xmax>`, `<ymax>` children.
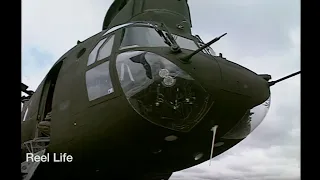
<box><xmin>154</xmin><ymin>23</ymin><xmax>181</xmax><ymax>53</ymax></box>
<box><xmin>155</xmin><ymin>29</ymin><xmax>172</xmax><ymax>47</ymax></box>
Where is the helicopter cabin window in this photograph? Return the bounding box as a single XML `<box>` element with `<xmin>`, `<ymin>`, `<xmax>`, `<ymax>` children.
<box><xmin>86</xmin><ymin>61</ymin><xmax>114</xmax><ymax>101</ymax></box>
<box><xmin>120</xmin><ymin>27</ymin><xmax>169</xmax><ymax>50</ymax></box>
<box><xmin>87</xmin><ymin>34</ymin><xmax>115</xmax><ymax>66</ymax></box>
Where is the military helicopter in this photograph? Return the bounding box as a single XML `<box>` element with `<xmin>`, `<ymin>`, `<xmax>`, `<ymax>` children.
<box><xmin>21</xmin><ymin>0</ymin><xmax>301</xmax><ymax>179</ymax></box>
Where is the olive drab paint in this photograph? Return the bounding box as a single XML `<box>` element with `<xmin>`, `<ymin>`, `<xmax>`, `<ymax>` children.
<box><xmin>21</xmin><ymin>0</ymin><xmax>300</xmax><ymax>179</ymax></box>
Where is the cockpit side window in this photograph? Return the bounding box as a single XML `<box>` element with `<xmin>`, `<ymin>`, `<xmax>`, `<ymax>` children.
<box><xmin>97</xmin><ymin>35</ymin><xmax>115</xmax><ymax>61</ymax></box>
<box><xmin>85</xmin><ymin>34</ymin><xmax>115</xmax><ymax>101</ymax></box>
<box><xmin>87</xmin><ymin>39</ymin><xmax>106</xmax><ymax>66</ymax></box>
<box><xmin>87</xmin><ymin>34</ymin><xmax>115</xmax><ymax>66</ymax></box>
<box><xmin>194</xmin><ymin>35</ymin><xmax>217</xmax><ymax>56</ymax></box>
<box><xmin>197</xmin><ymin>41</ymin><xmax>216</xmax><ymax>56</ymax></box>
<box><xmin>86</xmin><ymin>61</ymin><xmax>114</xmax><ymax>101</ymax></box>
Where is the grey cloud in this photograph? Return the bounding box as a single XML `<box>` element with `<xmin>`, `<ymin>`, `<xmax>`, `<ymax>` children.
<box><xmin>179</xmin><ymin>167</ymin><xmax>207</xmax><ymax>174</ymax></box>
<box><xmin>227</xmin><ymin>164</ymin><xmax>253</xmax><ymax>173</ymax></box>
<box><xmin>189</xmin><ymin>0</ymin><xmax>300</xmax><ymax>57</ymax></box>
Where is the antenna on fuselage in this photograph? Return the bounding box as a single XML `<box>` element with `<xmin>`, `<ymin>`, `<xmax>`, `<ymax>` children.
<box><xmin>181</xmin><ymin>33</ymin><xmax>227</xmax><ymax>63</ymax></box>
<box><xmin>159</xmin><ymin>22</ymin><xmax>182</xmax><ymax>53</ymax></box>
<box><xmin>268</xmin><ymin>71</ymin><xmax>301</xmax><ymax>86</ymax></box>
<box><xmin>259</xmin><ymin>71</ymin><xmax>301</xmax><ymax>87</ymax></box>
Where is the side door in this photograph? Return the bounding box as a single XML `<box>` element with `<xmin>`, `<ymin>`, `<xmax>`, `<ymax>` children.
<box><xmin>21</xmin><ymin>80</ymin><xmax>45</xmax><ymax>142</ymax></box>
<box><xmin>35</xmin><ymin>61</ymin><xmax>63</xmax><ymax>137</ymax></box>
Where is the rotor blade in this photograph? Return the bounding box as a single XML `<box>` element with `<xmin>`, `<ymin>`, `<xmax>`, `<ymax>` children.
<box><xmin>21</xmin><ymin>83</ymin><xmax>28</xmax><ymax>91</ymax></box>
<box><xmin>21</xmin><ymin>83</ymin><xmax>34</xmax><ymax>96</ymax></box>
<box><xmin>269</xmin><ymin>71</ymin><xmax>301</xmax><ymax>86</ymax></box>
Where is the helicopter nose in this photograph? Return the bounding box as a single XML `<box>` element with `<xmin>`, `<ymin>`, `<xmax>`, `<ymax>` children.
<box><xmin>214</xmin><ymin>59</ymin><xmax>271</xmax><ymax>139</ymax></box>
<box><xmin>221</xmin><ymin>95</ymin><xmax>271</xmax><ymax>139</ymax></box>
<box><xmin>217</xmin><ymin>58</ymin><xmax>270</xmax><ymax>106</ymax></box>
<box><xmin>114</xmin><ymin>51</ymin><xmax>214</xmax><ymax>132</ymax></box>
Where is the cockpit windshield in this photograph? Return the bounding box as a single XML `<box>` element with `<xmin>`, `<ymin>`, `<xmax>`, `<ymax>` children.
<box><xmin>117</xmin><ymin>22</ymin><xmax>200</xmax><ymax>51</ymax></box>
<box><xmin>104</xmin><ymin>21</ymin><xmax>217</xmax><ymax>56</ymax></box>
<box><xmin>172</xmin><ymin>34</ymin><xmax>199</xmax><ymax>51</ymax></box>
<box><xmin>120</xmin><ymin>27</ymin><xmax>170</xmax><ymax>49</ymax></box>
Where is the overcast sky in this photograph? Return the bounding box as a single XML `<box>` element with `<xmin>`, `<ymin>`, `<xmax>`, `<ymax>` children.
<box><xmin>22</xmin><ymin>0</ymin><xmax>300</xmax><ymax>179</ymax></box>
